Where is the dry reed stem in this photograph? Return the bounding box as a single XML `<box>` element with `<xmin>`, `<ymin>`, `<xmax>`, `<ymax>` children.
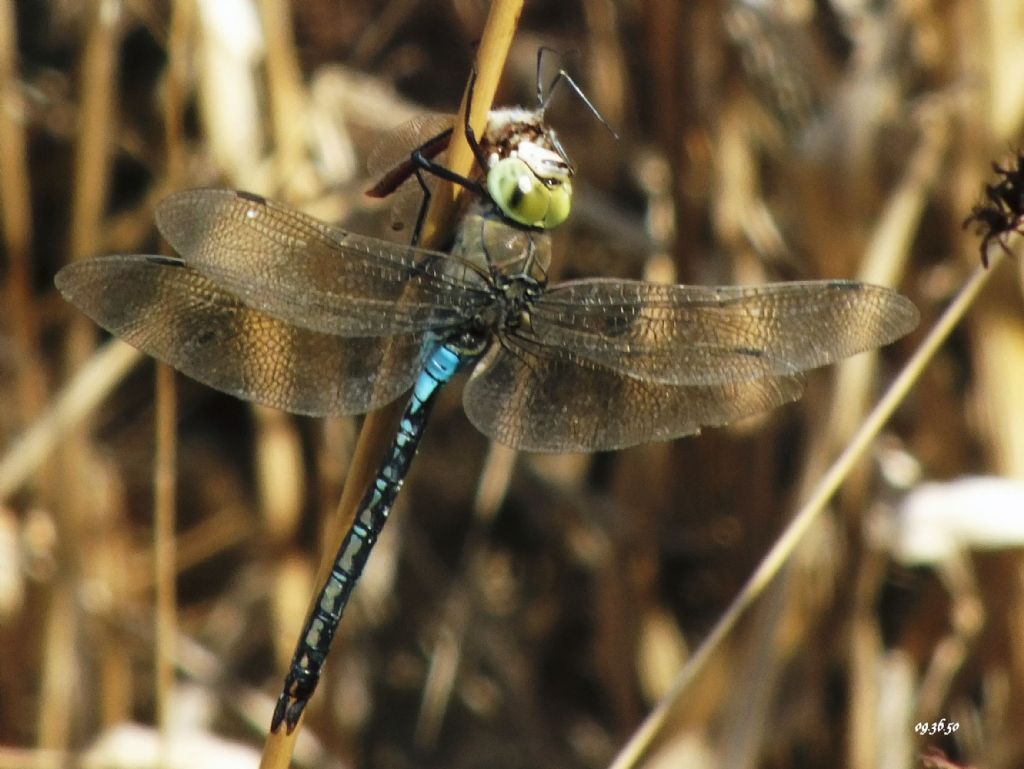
<box><xmin>254</xmin><ymin>0</ymin><xmax>315</xmax><ymax>712</ymax></box>
<box><xmin>714</xmin><ymin>87</ymin><xmax>954</xmax><ymax>769</ymax></box>
<box><xmin>0</xmin><ymin>26</ymin><xmax>52</xmax><ymax>725</ymax></box>
<box><xmin>0</xmin><ymin>341</ymin><xmax>142</xmax><ymax>502</ymax></box>
<box><xmin>608</xmin><ymin>254</ymin><xmax>1002</xmax><ymax>768</ymax></box>
<box><xmin>39</xmin><ymin>0</ymin><xmax>123</xmax><ymax>751</ymax></box>
<box><xmin>412</xmin><ymin>421</ymin><xmax>519</xmax><ymax>747</ymax></box>
<box><xmin>258</xmin><ymin>2</ymin><xmax>524</xmax><ymax>765</ymax></box>
<box><xmin>69</xmin><ymin>0</ymin><xmax>119</xmax><ymax>265</ymax></box>
<box><xmin>985</xmin><ymin>0</ymin><xmax>1024</xmax><ymax>138</ymax></box>
<box><xmin>0</xmin><ymin>0</ymin><xmax>45</xmax><ymax>422</ymax></box>
<box><xmin>260</xmin><ymin>0</ymin><xmax>311</xmax><ymax>195</ymax></box>
<box><xmin>840</xmin><ymin>107</ymin><xmax>953</xmax><ymax>769</ymax></box>
<box><xmin>407</xmin><ymin>1</ymin><xmax>534</xmax><ymax>740</ymax></box>
<box><xmin>153</xmin><ymin>362</ymin><xmax>177</xmax><ymax>747</ymax></box>
<box><xmin>150</xmin><ymin>0</ymin><xmax>194</xmax><ymax>750</ymax></box>
<box><xmin>828</xmin><ymin>106</ymin><xmax>950</xmax><ymax>444</ymax></box>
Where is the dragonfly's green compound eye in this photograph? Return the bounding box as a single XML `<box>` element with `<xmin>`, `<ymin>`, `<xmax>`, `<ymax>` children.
<box><xmin>487</xmin><ymin>156</ymin><xmax>573</xmax><ymax>229</ymax></box>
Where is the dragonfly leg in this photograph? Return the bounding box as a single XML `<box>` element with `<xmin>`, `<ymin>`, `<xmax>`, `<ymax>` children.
<box><xmin>409</xmin><ymin>149</ymin><xmax>485</xmax><ymax>194</ymax></box>
<box><xmin>406</xmin><ymin>151</ymin><xmax>486</xmax><ymax>245</ymax></box>
<box><xmin>408</xmin><ymin>166</ymin><xmax>431</xmax><ymax>246</ymax></box>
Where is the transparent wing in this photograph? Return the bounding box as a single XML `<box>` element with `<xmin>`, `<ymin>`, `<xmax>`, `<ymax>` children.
<box><xmin>366</xmin><ymin>113</ymin><xmax>454</xmax><ymax>196</ymax></box>
<box><xmin>155</xmin><ymin>189</ymin><xmax>491</xmax><ymax>337</ymax></box>
<box><xmin>365</xmin><ymin>114</ymin><xmax>454</xmax><ymax>236</ymax></box>
<box><xmin>462</xmin><ymin>341</ymin><xmax>806</xmax><ymax>453</ymax></box>
<box><xmin>530</xmin><ymin>279</ymin><xmax>918</xmax><ymax>385</ymax></box>
<box><xmin>56</xmin><ymin>255</ymin><xmax>424</xmax><ymax>416</ymax></box>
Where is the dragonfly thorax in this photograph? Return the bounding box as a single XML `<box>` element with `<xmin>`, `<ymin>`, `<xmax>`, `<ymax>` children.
<box><xmin>449</xmin><ymin>202</ymin><xmax>549</xmax><ymax>347</ymax></box>
<box><xmin>470</xmin><ymin>272</ymin><xmax>543</xmax><ymax>344</ymax></box>
<box><xmin>451</xmin><ymin>201</ymin><xmax>552</xmax><ymax>283</ymax></box>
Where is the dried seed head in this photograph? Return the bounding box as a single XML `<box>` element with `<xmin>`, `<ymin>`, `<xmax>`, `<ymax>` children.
<box><xmin>965</xmin><ymin>150</ymin><xmax>1024</xmax><ymax>267</ymax></box>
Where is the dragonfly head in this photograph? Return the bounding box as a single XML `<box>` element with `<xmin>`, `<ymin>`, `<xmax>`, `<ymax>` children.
<box><xmin>486</xmin><ymin>140</ymin><xmax>573</xmax><ymax>230</ymax></box>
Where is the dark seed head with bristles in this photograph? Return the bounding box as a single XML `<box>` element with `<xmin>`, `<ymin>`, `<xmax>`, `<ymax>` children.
<box><xmin>965</xmin><ymin>150</ymin><xmax>1024</xmax><ymax>267</ymax></box>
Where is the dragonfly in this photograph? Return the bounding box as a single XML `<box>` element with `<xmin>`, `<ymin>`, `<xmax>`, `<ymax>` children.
<box><xmin>55</xmin><ymin>86</ymin><xmax>919</xmax><ymax>734</ymax></box>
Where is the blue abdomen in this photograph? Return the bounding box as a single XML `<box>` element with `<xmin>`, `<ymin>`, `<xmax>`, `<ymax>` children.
<box><xmin>272</xmin><ymin>341</ymin><xmax>469</xmax><ymax>731</ymax></box>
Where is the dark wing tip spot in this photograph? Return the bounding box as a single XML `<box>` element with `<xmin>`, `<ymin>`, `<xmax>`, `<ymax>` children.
<box><xmin>145</xmin><ymin>255</ymin><xmax>185</xmax><ymax>268</ymax></box>
<box><xmin>734</xmin><ymin>346</ymin><xmax>766</xmax><ymax>358</ymax></box>
<box><xmin>236</xmin><ymin>190</ymin><xmax>266</xmax><ymax>205</ymax></box>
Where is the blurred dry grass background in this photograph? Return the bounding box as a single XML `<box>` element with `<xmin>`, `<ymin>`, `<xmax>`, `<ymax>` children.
<box><xmin>1</xmin><ymin>1</ymin><xmax>1024</xmax><ymax>768</ymax></box>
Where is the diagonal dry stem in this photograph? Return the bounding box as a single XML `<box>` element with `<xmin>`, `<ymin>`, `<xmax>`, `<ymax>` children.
<box><xmin>258</xmin><ymin>1</ymin><xmax>524</xmax><ymax>765</ymax></box>
<box><xmin>607</xmin><ymin>253</ymin><xmax>1003</xmax><ymax>769</ymax></box>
